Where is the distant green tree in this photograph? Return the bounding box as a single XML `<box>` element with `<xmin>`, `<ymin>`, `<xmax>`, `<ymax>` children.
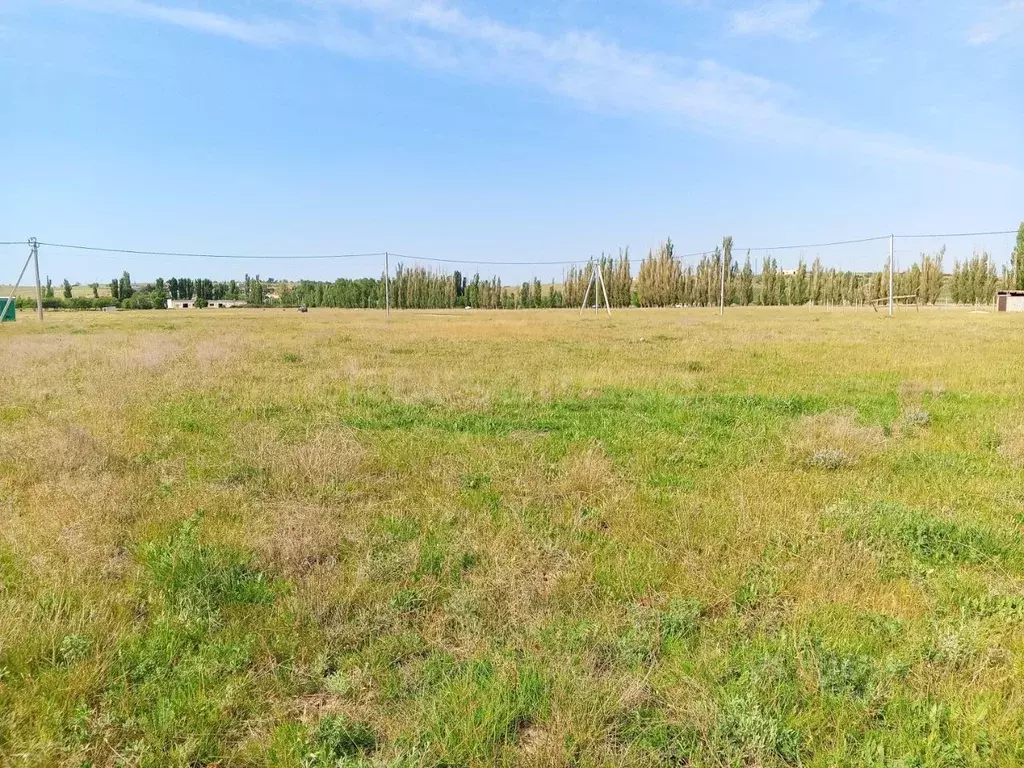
<box><xmin>89</xmin><ymin>282</ymin><xmax>99</xmax><ymax>298</ymax></box>
<box><xmin>247</xmin><ymin>275</ymin><xmax>265</xmax><ymax>305</ymax></box>
<box><xmin>792</xmin><ymin>259</ymin><xmax>808</xmax><ymax>305</ymax></box>
<box><xmin>62</xmin><ymin>279</ymin><xmax>73</xmax><ymax>299</ymax></box>
<box><xmin>920</xmin><ymin>248</ymin><xmax>944</xmax><ymax>304</ymax></box>
<box><xmin>721</xmin><ymin>237</ymin><xmax>734</xmax><ymax>306</ymax></box>
<box><xmin>118</xmin><ymin>271</ymin><xmax>134</xmax><ymax>301</ymax></box>
<box><xmin>45</xmin><ymin>276</ymin><xmax>54</xmax><ymax>298</ymax></box>
<box><xmin>739</xmin><ymin>254</ymin><xmax>754</xmax><ymax>305</ymax></box>
<box><xmin>1013</xmin><ymin>222</ymin><xmax>1024</xmax><ymax>290</ymax></box>
<box><xmin>809</xmin><ymin>257</ymin><xmax>824</xmax><ymax>304</ymax></box>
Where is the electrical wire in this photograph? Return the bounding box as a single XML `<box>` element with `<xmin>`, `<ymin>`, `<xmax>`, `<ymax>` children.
<box><xmin>36</xmin><ymin>242</ymin><xmax>387</xmax><ymax>260</ymax></box>
<box><xmin>894</xmin><ymin>230</ymin><xmax>1017</xmax><ymax>239</ymax></box>
<box><xmin>388</xmin><ymin>253</ymin><xmax>594</xmax><ymax>266</ymax></box>
<box><xmin>0</xmin><ymin>227</ymin><xmax>1014</xmax><ymax>267</ymax></box>
<box><xmin>736</xmin><ymin>235</ymin><xmax>890</xmax><ymax>252</ymax></box>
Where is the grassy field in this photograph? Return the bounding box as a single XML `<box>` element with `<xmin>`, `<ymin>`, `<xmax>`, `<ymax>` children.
<box><xmin>1</xmin><ymin>307</ymin><xmax>1022</xmax><ymax>767</ymax></box>
<box><xmin>0</xmin><ymin>285</ymin><xmax>111</xmax><ymax>299</ymax></box>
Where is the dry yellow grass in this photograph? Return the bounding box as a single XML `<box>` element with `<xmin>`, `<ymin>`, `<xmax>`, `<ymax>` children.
<box><xmin>787</xmin><ymin>410</ymin><xmax>886</xmax><ymax>468</ymax></box>
<box><xmin>0</xmin><ymin>306</ymin><xmax>1023</xmax><ymax>767</ymax></box>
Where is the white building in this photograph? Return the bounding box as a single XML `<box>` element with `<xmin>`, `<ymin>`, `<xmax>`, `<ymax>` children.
<box><xmin>167</xmin><ymin>298</ymin><xmax>247</xmax><ymax>309</ymax></box>
<box><xmin>996</xmin><ymin>291</ymin><xmax>1024</xmax><ymax>312</ymax></box>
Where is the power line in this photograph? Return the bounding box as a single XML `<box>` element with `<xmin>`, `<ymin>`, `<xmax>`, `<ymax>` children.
<box><xmin>735</xmin><ymin>230</ymin><xmax>1017</xmax><ymax>253</ymax></box>
<box><xmin>36</xmin><ymin>242</ymin><xmax>387</xmax><ymax>260</ymax></box>
<box><xmin>0</xmin><ymin>227</ymin><xmax>1016</xmax><ymax>267</ymax></box>
<box><xmin>388</xmin><ymin>253</ymin><xmax>594</xmax><ymax>266</ymax></box>
<box><xmin>894</xmin><ymin>229</ymin><xmax>1017</xmax><ymax>239</ymax></box>
<box><xmin>737</xmin><ymin>235</ymin><xmax>891</xmax><ymax>252</ymax></box>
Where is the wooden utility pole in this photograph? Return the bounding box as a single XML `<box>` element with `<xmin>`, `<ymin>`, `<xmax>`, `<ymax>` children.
<box><xmin>30</xmin><ymin>238</ymin><xmax>42</xmax><ymax>321</ymax></box>
<box><xmin>597</xmin><ymin>261</ymin><xmax>612</xmax><ymax>316</ymax></box>
<box><xmin>719</xmin><ymin>250</ymin><xmax>726</xmax><ymax>315</ymax></box>
<box><xmin>384</xmin><ymin>251</ymin><xmax>390</xmax><ymax>317</ymax></box>
<box><xmin>578</xmin><ymin>259</ymin><xmax>612</xmax><ymax>317</ymax></box>
<box><xmin>888</xmin><ymin>234</ymin><xmax>894</xmax><ymax>318</ymax></box>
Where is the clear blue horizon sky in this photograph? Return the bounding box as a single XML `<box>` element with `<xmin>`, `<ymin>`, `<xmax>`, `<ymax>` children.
<box><xmin>1</xmin><ymin>0</ymin><xmax>1021</xmax><ymax>285</ymax></box>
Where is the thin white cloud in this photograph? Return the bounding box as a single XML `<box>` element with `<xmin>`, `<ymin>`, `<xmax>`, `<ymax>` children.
<box><xmin>68</xmin><ymin>0</ymin><xmax>304</xmax><ymax>45</ymax></box>
<box><xmin>967</xmin><ymin>24</ymin><xmax>999</xmax><ymax>44</ymax></box>
<box><xmin>53</xmin><ymin>0</ymin><xmax>1017</xmax><ymax>177</ymax></box>
<box><xmin>729</xmin><ymin>0</ymin><xmax>822</xmax><ymax>41</ymax></box>
<box><xmin>967</xmin><ymin>1</ymin><xmax>1024</xmax><ymax>44</ymax></box>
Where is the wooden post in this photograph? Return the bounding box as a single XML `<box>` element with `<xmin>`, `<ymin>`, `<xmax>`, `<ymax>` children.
<box><xmin>596</xmin><ymin>261</ymin><xmax>612</xmax><ymax>316</ymax></box>
<box><xmin>579</xmin><ymin>263</ymin><xmax>594</xmax><ymax>316</ymax></box>
<box><xmin>384</xmin><ymin>251</ymin><xmax>390</xmax><ymax>317</ymax></box>
<box><xmin>888</xmin><ymin>234</ymin><xmax>894</xmax><ymax>318</ymax></box>
<box><xmin>31</xmin><ymin>238</ymin><xmax>43</xmax><ymax>321</ymax></box>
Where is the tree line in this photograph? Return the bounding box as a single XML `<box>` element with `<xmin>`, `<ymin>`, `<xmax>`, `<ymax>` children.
<box><xmin>14</xmin><ymin>272</ymin><xmax>271</xmax><ymax>310</ymax></box>
<box><xmin>12</xmin><ymin>222</ymin><xmax>1024</xmax><ymax>311</ymax></box>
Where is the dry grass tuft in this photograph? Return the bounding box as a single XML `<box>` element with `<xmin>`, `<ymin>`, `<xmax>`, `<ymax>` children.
<box><xmin>900</xmin><ymin>379</ymin><xmax>945</xmax><ymax>400</ymax></box>
<box><xmin>555</xmin><ymin>444</ymin><xmax>621</xmax><ymax>510</ymax></box>
<box><xmin>788</xmin><ymin>411</ymin><xmax>885</xmax><ymax>469</ymax></box>
<box><xmin>997</xmin><ymin>424</ymin><xmax>1024</xmax><ymax>466</ymax></box>
<box><xmin>248</xmin><ymin>503</ymin><xmax>348</xmax><ymax>577</ymax></box>
<box><xmin>246</xmin><ymin>427</ymin><xmax>365</xmax><ymax>497</ymax></box>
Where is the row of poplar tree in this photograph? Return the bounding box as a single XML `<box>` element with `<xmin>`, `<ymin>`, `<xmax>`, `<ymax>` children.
<box><xmin>34</xmin><ymin>223</ymin><xmax>1024</xmax><ymax>310</ymax></box>
<box><xmin>278</xmin><ymin>227</ymin><xmax>1024</xmax><ymax>309</ymax></box>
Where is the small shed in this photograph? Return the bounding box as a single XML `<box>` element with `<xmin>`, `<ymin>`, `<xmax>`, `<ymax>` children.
<box><xmin>996</xmin><ymin>290</ymin><xmax>1024</xmax><ymax>312</ymax></box>
<box><xmin>0</xmin><ymin>298</ymin><xmax>15</xmax><ymax>323</ymax></box>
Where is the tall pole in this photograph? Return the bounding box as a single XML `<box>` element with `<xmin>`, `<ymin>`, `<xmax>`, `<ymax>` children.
<box><xmin>31</xmin><ymin>238</ymin><xmax>43</xmax><ymax>321</ymax></box>
<box><xmin>888</xmin><ymin>234</ymin><xmax>894</xmax><ymax>318</ymax></box>
<box><xmin>384</xmin><ymin>251</ymin><xmax>390</xmax><ymax>318</ymax></box>
<box><xmin>579</xmin><ymin>262</ymin><xmax>594</xmax><ymax>317</ymax></box>
<box><xmin>719</xmin><ymin>250</ymin><xmax>726</xmax><ymax>316</ymax></box>
<box><xmin>596</xmin><ymin>261</ymin><xmax>612</xmax><ymax>317</ymax></box>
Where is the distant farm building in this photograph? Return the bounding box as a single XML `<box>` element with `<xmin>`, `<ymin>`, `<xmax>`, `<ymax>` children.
<box><xmin>166</xmin><ymin>299</ymin><xmax>246</xmax><ymax>309</ymax></box>
<box><xmin>996</xmin><ymin>291</ymin><xmax>1024</xmax><ymax>312</ymax></box>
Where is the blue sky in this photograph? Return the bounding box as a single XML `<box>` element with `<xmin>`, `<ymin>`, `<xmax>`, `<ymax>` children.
<box><xmin>1</xmin><ymin>0</ymin><xmax>1021</xmax><ymax>284</ymax></box>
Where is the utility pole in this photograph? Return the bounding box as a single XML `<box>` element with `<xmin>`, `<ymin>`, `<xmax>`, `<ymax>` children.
<box><xmin>719</xmin><ymin>251</ymin><xmax>726</xmax><ymax>315</ymax></box>
<box><xmin>888</xmin><ymin>234</ymin><xmax>894</xmax><ymax>318</ymax></box>
<box><xmin>30</xmin><ymin>238</ymin><xmax>42</xmax><ymax>321</ymax></box>
<box><xmin>578</xmin><ymin>259</ymin><xmax>612</xmax><ymax>317</ymax></box>
<box><xmin>597</xmin><ymin>261</ymin><xmax>612</xmax><ymax>317</ymax></box>
<box><xmin>384</xmin><ymin>251</ymin><xmax>390</xmax><ymax>317</ymax></box>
